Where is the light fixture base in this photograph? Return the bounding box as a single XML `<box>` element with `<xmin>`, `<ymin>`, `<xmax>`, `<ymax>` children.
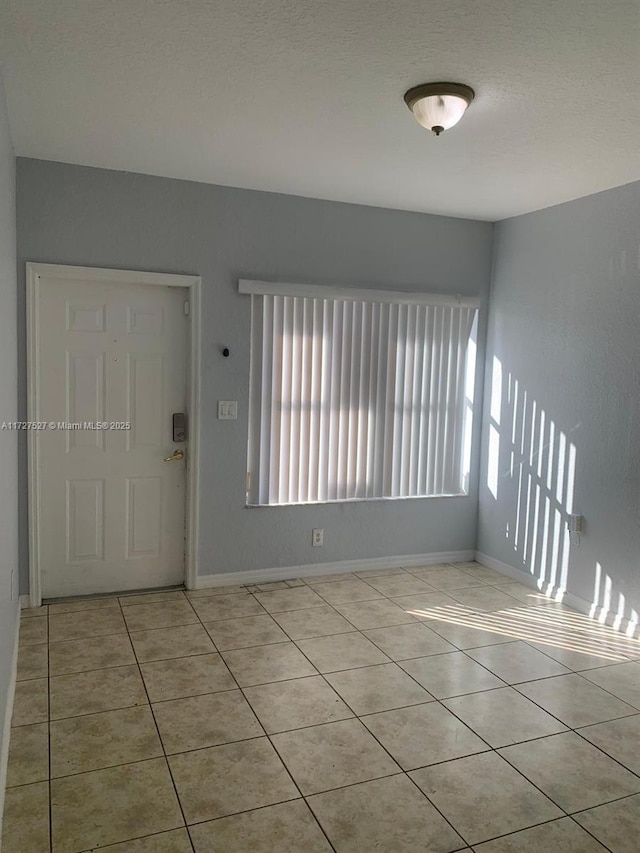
<box><xmin>403</xmin><ymin>82</ymin><xmax>475</xmax><ymax>111</ymax></box>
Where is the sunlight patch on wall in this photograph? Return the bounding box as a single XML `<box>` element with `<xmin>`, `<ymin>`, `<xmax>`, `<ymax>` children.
<box><xmin>591</xmin><ymin>561</ymin><xmax>640</xmax><ymax>637</ymax></box>
<box><xmin>487</xmin><ymin>424</ymin><xmax>500</xmax><ymax>499</ymax></box>
<box><xmin>489</xmin><ymin>369</ymin><xmax>579</xmax><ymax>591</ymax></box>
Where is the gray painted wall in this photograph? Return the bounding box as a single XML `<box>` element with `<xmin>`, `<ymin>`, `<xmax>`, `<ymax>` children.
<box><xmin>0</xmin><ymin>75</ymin><xmax>19</xmax><ymax>785</ymax></box>
<box><xmin>16</xmin><ymin>158</ymin><xmax>493</xmax><ymax>589</ymax></box>
<box><xmin>478</xmin><ymin>180</ymin><xmax>640</xmax><ymax>621</ymax></box>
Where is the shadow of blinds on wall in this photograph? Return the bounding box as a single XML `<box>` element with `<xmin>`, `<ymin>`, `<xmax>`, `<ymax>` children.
<box><xmin>241</xmin><ymin>280</ymin><xmax>479</xmax><ymax>506</ymax></box>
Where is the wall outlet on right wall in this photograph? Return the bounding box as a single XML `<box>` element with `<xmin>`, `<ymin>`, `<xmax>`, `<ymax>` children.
<box><xmin>568</xmin><ymin>514</ymin><xmax>584</xmax><ymax>546</ymax></box>
<box><xmin>312</xmin><ymin>528</ymin><xmax>324</xmax><ymax>547</ymax></box>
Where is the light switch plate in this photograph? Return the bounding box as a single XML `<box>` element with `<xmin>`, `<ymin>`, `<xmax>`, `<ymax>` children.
<box><xmin>218</xmin><ymin>400</ymin><xmax>238</xmax><ymax>420</ymax></box>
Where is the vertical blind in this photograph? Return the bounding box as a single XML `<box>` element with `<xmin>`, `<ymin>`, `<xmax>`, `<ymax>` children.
<box><xmin>244</xmin><ymin>282</ymin><xmax>478</xmax><ymax>506</ymax></box>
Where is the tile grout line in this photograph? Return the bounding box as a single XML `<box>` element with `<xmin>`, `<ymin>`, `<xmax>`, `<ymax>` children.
<box><xmin>193</xmin><ymin>590</ymin><xmax>346</xmax><ymax>852</ymax></box>
<box><xmin>171</xmin><ymin>592</ymin><xmax>303</xmax><ymax>834</ymax></box>
<box><xmin>510</xmin><ymin>676</ymin><xmax>640</xmax><ymax>731</ymax></box>
<box><xmin>255</xmin><ymin>632</ymin><xmax>409</xmax><ymax>849</ymax></box>
<box><xmin>269</xmin><ymin>593</ymin><xmax>565</xmax><ymax>851</ymax></box>
<box><xmin>38</xmin><ymin>586</ymin><xmax>640</xmax><ymax>718</ymax></box>
<box><xmin>261</xmin><ymin>736</ymin><xmax>339</xmax><ymax>853</ymax></box>
<box><xmin>14</xmin><ymin>575</ymin><xmax>639</xmax><ymax>852</ymax></box>
<box><xmin>431</xmin><ymin>612</ymin><xmax>640</xmax><ymax>796</ymax></box>
<box><xmin>281</xmin><ymin>595</ymin><xmax>520</xmax><ymax>704</ymax></box>
<box><xmin>242</xmin><ymin>586</ymin><xmax>485</xmax><ymax>851</ymax></box>
<box><xmin>566</xmin><ymin>814</ymin><xmax>618</xmax><ymax>853</ymax></box>
<box><xmin>119</xmin><ymin>595</ymin><xmax>197</xmax><ymax>853</ymax></box>
<box><xmin>568</xmin><ymin>787</ymin><xmax>640</xmax><ymax>816</ymax></box>
<box><xmin>42</xmin><ymin>688</ymin><xmax>640</xmax><ymax>780</ymax></box>
<box><xmin>249</xmin><ymin>582</ymin><xmax>640</xmax><ymax>848</ymax></box>
<box><xmin>496</xmin><ymin>721</ymin><xmax>640</xmax><ymax>813</ymax></box>
<box><xmin>463</xmin><ymin>814</ymin><xmax>616</xmax><ymax>852</ymax></box>
<box><xmin>229</xmin><ymin>584</ymin><xmax>640</xmax><ymax>760</ymax></box>
<box><xmin>21</xmin><ymin>700</ymin><xmax>640</xmax><ymax>789</ymax></box>
<box><xmin>5</xmin><ymin>600</ymin><xmax>608</xmax><ymax>852</ymax></box>
<box><xmin>184</xmin><ymin>588</ymin><xmax>339</xmax><ymax>853</ymax></box>
<box><xmin>506</xmin><ymin>676</ymin><xmax>640</xmax><ymax>753</ymax></box>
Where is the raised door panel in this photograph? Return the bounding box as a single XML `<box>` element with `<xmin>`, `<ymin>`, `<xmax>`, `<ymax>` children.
<box><xmin>127</xmin><ymin>305</ymin><xmax>164</xmax><ymax>336</ymax></box>
<box><xmin>126</xmin><ymin>352</ymin><xmax>164</xmax><ymax>450</ymax></box>
<box><xmin>65</xmin><ymin>351</ymin><xmax>106</xmax><ymax>451</ymax></box>
<box><xmin>66</xmin><ymin>301</ymin><xmax>106</xmax><ymax>333</ymax></box>
<box><xmin>126</xmin><ymin>477</ymin><xmax>163</xmax><ymax>559</ymax></box>
<box><xmin>66</xmin><ymin>478</ymin><xmax>105</xmax><ymax>562</ymax></box>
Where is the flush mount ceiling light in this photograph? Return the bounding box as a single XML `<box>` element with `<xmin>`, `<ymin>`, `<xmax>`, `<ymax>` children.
<box><xmin>404</xmin><ymin>82</ymin><xmax>475</xmax><ymax>136</ymax></box>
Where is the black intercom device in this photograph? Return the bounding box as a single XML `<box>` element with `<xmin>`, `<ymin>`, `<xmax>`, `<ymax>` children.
<box><xmin>173</xmin><ymin>412</ymin><xmax>186</xmax><ymax>443</ymax></box>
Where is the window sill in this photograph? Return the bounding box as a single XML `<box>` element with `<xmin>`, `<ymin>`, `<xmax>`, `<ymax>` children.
<box><xmin>245</xmin><ymin>492</ymin><xmax>470</xmax><ymax>508</ymax></box>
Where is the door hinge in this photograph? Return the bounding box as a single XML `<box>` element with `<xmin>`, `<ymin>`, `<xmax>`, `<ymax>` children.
<box><xmin>184</xmin><ymin>300</ymin><xmax>190</xmax><ymax>316</ymax></box>
<box><xmin>246</xmin><ymin>471</ymin><xmax>252</xmax><ymax>493</ymax></box>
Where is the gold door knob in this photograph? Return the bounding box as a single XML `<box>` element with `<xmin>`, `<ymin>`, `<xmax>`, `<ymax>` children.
<box><xmin>163</xmin><ymin>449</ymin><xmax>185</xmax><ymax>462</ymax></box>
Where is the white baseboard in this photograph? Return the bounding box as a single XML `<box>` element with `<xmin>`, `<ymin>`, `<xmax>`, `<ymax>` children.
<box><xmin>475</xmin><ymin>551</ymin><xmax>640</xmax><ymax>639</ymax></box>
<box><xmin>19</xmin><ymin>595</ymin><xmax>30</xmax><ymax>610</ymax></box>
<box><xmin>474</xmin><ymin>552</ymin><xmax>545</xmax><ymax>587</ymax></box>
<box><xmin>195</xmin><ymin>550</ymin><xmax>476</xmax><ymax>589</ymax></box>
<box><xmin>0</xmin><ymin>599</ymin><xmax>21</xmax><ymax>844</ymax></box>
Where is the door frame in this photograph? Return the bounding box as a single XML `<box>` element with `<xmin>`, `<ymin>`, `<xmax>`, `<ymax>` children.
<box><xmin>26</xmin><ymin>263</ymin><xmax>202</xmax><ymax>606</ymax></box>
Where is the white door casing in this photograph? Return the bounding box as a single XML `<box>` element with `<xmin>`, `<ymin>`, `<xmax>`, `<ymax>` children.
<box><xmin>27</xmin><ymin>264</ymin><xmax>201</xmax><ymax>601</ymax></box>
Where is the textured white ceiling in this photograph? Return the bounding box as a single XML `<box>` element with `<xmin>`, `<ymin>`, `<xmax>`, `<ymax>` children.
<box><xmin>1</xmin><ymin>0</ymin><xmax>639</xmax><ymax>220</ymax></box>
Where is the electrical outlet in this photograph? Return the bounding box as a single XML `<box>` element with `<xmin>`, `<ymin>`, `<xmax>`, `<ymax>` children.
<box><xmin>312</xmin><ymin>528</ymin><xmax>324</xmax><ymax>547</ymax></box>
<box><xmin>568</xmin><ymin>514</ymin><xmax>584</xmax><ymax>534</ymax></box>
<box><xmin>568</xmin><ymin>514</ymin><xmax>584</xmax><ymax>546</ymax></box>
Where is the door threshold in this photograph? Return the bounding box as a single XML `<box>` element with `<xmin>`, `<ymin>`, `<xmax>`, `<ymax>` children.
<box><xmin>43</xmin><ymin>584</ymin><xmax>185</xmax><ymax>605</ymax></box>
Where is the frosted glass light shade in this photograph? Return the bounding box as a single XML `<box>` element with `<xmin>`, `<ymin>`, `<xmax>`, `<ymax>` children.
<box><xmin>412</xmin><ymin>94</ymin><xmax>469</xmax><ymax>132</ymax></box>
<box><xmin>404</xmin><ymin>83</ymin><xmax>475</xmax><ymax>136</ymax></box>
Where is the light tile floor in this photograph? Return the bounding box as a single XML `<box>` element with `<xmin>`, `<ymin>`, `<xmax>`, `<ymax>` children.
<box><xmin>4</xmin><ymin>562</ymin><xmax>640</xmax><ymax>852</ymax></box>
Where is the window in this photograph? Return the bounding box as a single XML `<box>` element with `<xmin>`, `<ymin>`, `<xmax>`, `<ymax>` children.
<box><xmin>242</xmin><ymin>280</ymin><xmax>478</xmax><ymax>506</ymax></box>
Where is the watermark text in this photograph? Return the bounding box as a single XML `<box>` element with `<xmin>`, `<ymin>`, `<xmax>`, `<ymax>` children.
<box><xmin>1</xmin><ymin>421</ymin><xmax>131</xmax><ymax>431</ymax></box>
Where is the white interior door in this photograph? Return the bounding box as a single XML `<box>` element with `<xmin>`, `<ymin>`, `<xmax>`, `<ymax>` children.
<box><xmin>35</xmin><ymin>272</ymin><xmax>188</xmax><ymax>598</ymax></box>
